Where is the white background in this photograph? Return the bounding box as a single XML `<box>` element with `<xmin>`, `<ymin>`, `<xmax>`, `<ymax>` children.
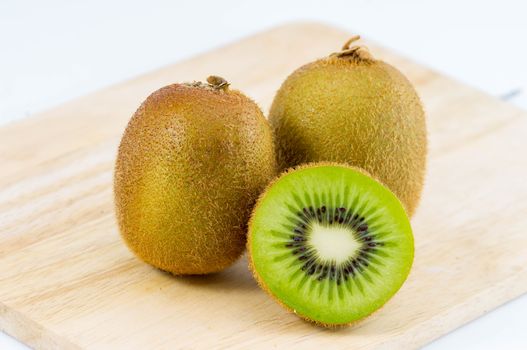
<box><xmin>1</xmin><ymin>0</ymin><xmax>526</xmax><ymax>348</ymax></box>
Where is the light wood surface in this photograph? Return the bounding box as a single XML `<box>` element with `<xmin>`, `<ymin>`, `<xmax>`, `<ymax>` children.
<box><xmin>1</xmin><ymin>23</ymin><xmax>527</xmax><ymax>349</ymax></box>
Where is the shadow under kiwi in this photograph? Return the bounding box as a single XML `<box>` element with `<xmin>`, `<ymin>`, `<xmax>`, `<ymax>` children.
<box><xmin>155</xmin><ymin>254</ymin><xmax>258</xmax><ymax>292</ymax></box>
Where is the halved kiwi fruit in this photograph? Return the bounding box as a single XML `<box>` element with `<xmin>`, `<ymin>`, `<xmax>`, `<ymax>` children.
<box><xmin>248</xmin><ymin>163</ymin><xmax>414</xmax><ymax>326</ymax></box>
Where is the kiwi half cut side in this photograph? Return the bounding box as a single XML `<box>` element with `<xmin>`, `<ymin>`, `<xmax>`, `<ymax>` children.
<box><xmin>248</xmin><ymin>163</ymin><xmax>414</xmax><ymax>326</ymax></box>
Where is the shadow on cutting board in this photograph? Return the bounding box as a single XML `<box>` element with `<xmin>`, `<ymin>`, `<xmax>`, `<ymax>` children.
<box><xmin>155</xmin><ymin>255</ymin><xmax>258</xmax><ymax>292</ymax></box>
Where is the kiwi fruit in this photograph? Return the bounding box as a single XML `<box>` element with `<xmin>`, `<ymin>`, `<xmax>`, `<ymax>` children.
<box><xmin>269</xmin><ymin>36</ymin><xmax>427</xmax><ymax>216</ymax></box>
<box><xmin>248</xmin><ymin>163</ymin><xmax>414</xmax><ymax>326</ymax></box>
<box><xmin>114</xmin><ymin>76</ymin><xmax>276</xmax><ymax>275</ymax></box>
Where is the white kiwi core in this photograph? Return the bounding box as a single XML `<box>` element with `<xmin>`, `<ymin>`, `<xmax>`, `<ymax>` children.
<box><xmin>308</xmin><ymin>222</ymin><xmax>362</xmax><ymax>264</ymax></box>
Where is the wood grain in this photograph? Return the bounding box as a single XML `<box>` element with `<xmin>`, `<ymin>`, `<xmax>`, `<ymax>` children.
<box><xmin>1</xmin><ymin>22</ymin><xmax>527</xmax><ymax>349</ymax></box>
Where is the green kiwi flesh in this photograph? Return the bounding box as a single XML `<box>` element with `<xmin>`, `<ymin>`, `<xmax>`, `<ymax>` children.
<box><xmin>248</xmin><ymin>163</ymin><xmax>414</xmax><ymax>326</ymax></box>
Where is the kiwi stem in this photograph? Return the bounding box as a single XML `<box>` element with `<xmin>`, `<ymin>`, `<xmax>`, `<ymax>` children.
<box><xmin>331</xmin><ymin>36</ymin><xmax>373</xmax><ymax>61</ymax></box>
<box><xmin>207</xmin><ymin>75</ymin><xmax>230</xmax><ymax>91</ymax></box>
<box><xmin>342</xmin><ymin>35</ymin><xmax>361</xmax><ymax>50</ymax></box>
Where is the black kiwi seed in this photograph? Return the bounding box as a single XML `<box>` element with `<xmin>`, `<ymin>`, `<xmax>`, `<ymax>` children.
<box><xmin>358</xmin><ymin>223</ymin><xmax>368</xmax><ymax>231</ymax></box>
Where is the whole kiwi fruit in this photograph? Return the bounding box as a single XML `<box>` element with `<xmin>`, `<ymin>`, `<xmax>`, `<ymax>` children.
<box><xmin>269</xmin><ymin>36</ymin><xmax>427</xmax><ymax>216</ymax></box>
<box><xmin>114</xmin><ymin>76</ymin><xmax>276</xmax><ymax>275</ymax></box>
<box><xmin>248</xmin><ymin>163</ymin><xmax>414</xmax><ymax>326</ymax></box>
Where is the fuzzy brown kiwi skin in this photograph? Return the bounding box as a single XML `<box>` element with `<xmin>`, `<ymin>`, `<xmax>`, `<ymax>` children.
<box><xmin>115</xmin><ymin>78</ymin><xmax>277</xmax><ymax>275</ymax></box>
<box><xmin>247</xmin><ymin>162</ymin><xmax>409</xmax><ymax>327</ymax></box>
<box><xmin>269</xmin><ymin>40</ymin><xmax>427</xmax><ymax>217</ymax></box>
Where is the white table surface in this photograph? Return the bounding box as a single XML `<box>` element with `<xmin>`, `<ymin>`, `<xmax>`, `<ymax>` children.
<box><xmin>1</xmin><ymin>0</ymin><xmax>526</xmax><ymax>348</ymax></box>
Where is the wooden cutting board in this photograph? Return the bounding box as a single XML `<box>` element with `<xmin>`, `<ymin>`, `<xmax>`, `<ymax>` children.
<box><xmin>1</xmin><ymin>22</ymin><xmax>527</xmax><ymax>349</ymax></box>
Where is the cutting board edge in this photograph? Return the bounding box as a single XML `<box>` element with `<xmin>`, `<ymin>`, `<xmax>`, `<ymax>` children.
<box><xmin>0</xmin><ymin>301</ymin><xmax>78</xmax><ymax>350</ymax></box>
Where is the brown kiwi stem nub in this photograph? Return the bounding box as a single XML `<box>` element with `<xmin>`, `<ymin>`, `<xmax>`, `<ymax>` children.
<box><xmin>342</xmin><ymin>35</ymin><xmax>361</xmax><ymax>50</ymax></box>
<box><xmin>331</xmin><ymin>35</ymin><xmax>373</xmax><ymax>61</ymax></box>
<box><xmin>207</xmin><ymin>75</ymin><xmax>230</xmax><ymax>91</ymax></box>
